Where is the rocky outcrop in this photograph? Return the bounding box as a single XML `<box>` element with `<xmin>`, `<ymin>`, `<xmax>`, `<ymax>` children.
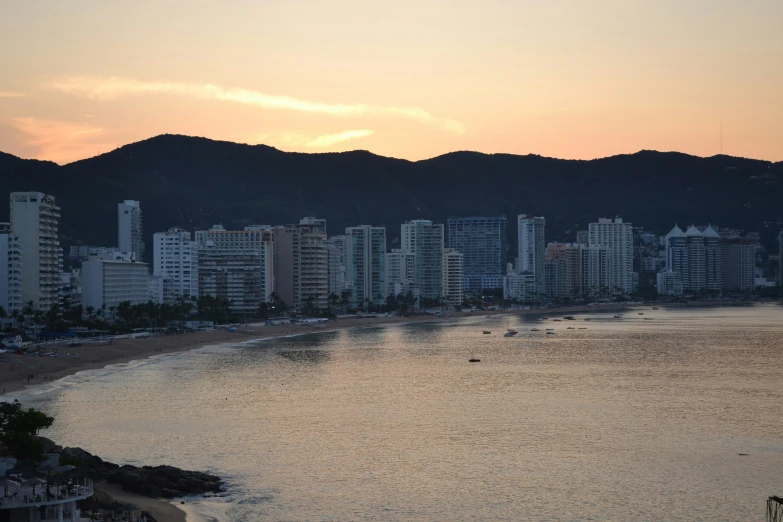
<box><xmin>58</xmin><ymin>446</ymin><xmax>223</xmax><ymax>498</ymax></box>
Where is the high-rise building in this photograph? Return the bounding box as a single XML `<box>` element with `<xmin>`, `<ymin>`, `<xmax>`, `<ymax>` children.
<box><xmin>517</xmin><ymin>215</ymin><xmax>546</xmax><ymax>296</ymax></box>
<box><xmin>665</xmin><ymin>224</ymin><xmax>722</xmax><ymax>293</ymax></box>
<box><xmin>0</xmin><ymin>223</ymin><xmax>22</xmax><ymax>314</ymax></box>
<box><xmin>118</xmin><ymin>200</ymin><xmax>144</xmax><ymax>260</ymax></box>
<box><xmin>385</xmin><ymin>249</ymin><xmax>416</xmax><ymax>298</ymax></box>
<box><xmin>544</xmin><ymin>243</ymin><xmax>582</xmax><ymax>299</ymax></box>
<box><xmin>196</xmin><ymin>225</ymin><xmax>274</xmax><ymax>316</ymax></box>
<box><xmin>401</xmin><ymin>220</ymin><xmax>444</xmax><ymax>300</ymax></box>
<box><xmin>81</xmin><ymin>253</ymin><xmax>151</xmax><ymax>310</ymax></box>
<box><xmin>325</xmin><ymin>235</ymin><xmax>347</xmax><ymax>298</ymax></box>
<box><xmin>442</xmin><ymin>248</ymin><xmax>464</xmax><ymax>307</ymax></box>
<box><xmin>10</xmin><ymin>192</ymin><xmax>61</xmax><ymax>311</ymax></box>
<box><xmin>588</xmin><ymin>217</ymin><xmax>633</xmax><ymax>295</ymax></box>
<box><xmin>446</xmin><ymin>216</ymin><xmax>507</xmax><ymax>291</ymax></box>
<box><xmin>274</xmin><ymin>218</ymin><xmax>328</xmax><ymax>312</ymax></box>
<box><xmin>721</xmin><ymin>238</ymin><xmax>756</xmax><ymax>292</ymax></box>
<box><xmin>345</xmin><ymin>225</ymin><xmax>386</xmax><ymax>308</ymax></box>
<box><xmin>153</xmin><ymin>228</ymin><xmax>199</xmax><ymax>303</ymax></box>
<box><xmin>298</xmin><ymin>218</ymin><xmax>328</xmax><ymax>311</ymax></box>
<box><xmin>580</xmin><ymin>245</ymin><xmax>609</xmax><ymax>298</ymax></box>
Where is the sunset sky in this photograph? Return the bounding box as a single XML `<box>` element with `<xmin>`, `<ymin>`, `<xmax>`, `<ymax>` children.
<box><xmin>1</xmin><ymin>0</ymin><xmax>781</xmax><ymax>164</ymax></box>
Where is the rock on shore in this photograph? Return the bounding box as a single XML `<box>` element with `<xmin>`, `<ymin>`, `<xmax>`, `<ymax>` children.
<box><xmin>58</xmin><ymin>445</ymin><xmax>223</xmax><ymax>498</ymax></box>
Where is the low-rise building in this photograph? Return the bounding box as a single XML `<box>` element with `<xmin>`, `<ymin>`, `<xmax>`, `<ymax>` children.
<box><xmin>657</xmin><ymin>271</ymin><xmax>683</xmax><ymax>296</ymax></box>
<box><xmin>81</xmin><ymin>253</ymin><xmax>150</xmax><ymax>310</ymax></box>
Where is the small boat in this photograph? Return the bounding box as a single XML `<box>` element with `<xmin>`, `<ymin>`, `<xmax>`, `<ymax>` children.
<box><xmin>541</xmin><ymin>317</ymin><xmax>549</xmax><ymax>320</ymax></box>
<box><xmin>652</xmin><ymin>307</ymin><xmax>659</xmax><ymax>310</ymax></box>
<box><xmin>504</xmin><ymin>332</ymin><xmax>517</xmax><ymax>337</ymax></box>
<box><xmin>546</xmin><ymin>331</ymin><xmax>556</xmax><ymax>335</ymax></box>
<box><xmin>644</xmin><ymin>318</ymin><xmax>654</xmax><ymax>320</ymax></box>
<box><xmin>578</xmin><ymin>327</ymin><xmax>587</xmax><ymax>330</ymax></box>
<box><xmin>468</xmin><ymin>358</ymin><xmax>481</xmax><ymax>363</ymax></box>
<box><xmin>564</xmin><ymin>316</ymin><xmax>575</xmax><ymax>320</ymax></box>
<box><xmin>483</xmin><ymin>330</ymin><xmax>491</xmax><ymax>334</ymax></box>
<box><xmin>546</xmin><ymin>328</ymin><xmax>554</xmax><ymax>331</ymax></box>
<box><xmin>614</xmin><ymin>315</ymin><xmax>622</xmax><ymax>319</ymax></box>
<box><xmin>531</xmin><ymin>328</ymin><xmax>540</xmax><ymax>332</ymax></box>
<box><xmin>638</xmin><ymin>313</ymin><xmax>644</xmax><ymax>315</ymax></box>
<box><xmin>567</xmin><ymin>327</ymin><xmax>575</xmax><ymax>329</ymax></box>
<box><xmin>553</xmin><ymin>319</ymin><xmax>562</xmax><ymax>322</ymax></box>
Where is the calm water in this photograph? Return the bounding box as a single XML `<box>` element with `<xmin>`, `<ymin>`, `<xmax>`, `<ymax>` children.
<box><xmin>13</xmin><ymin>306</ymin><xmax>783</xmax><ymax>521</ymax></box>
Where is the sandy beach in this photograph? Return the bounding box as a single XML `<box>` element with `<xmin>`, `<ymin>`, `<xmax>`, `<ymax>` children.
<box><xmin>0</xmin><ymin>312</ymin><xmax>500</xmax><ymax>396</ymax></box>
<box><xmin>0</xmin><ymin>301</ymin><xmax>726</xmax><ymax>396</ymax></box>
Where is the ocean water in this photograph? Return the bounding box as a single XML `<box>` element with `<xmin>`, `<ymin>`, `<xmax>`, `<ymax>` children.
<box><xmin>13</xmin><ymin>306</ymin><xmax>783</xmax><ymax>521</ymax></box>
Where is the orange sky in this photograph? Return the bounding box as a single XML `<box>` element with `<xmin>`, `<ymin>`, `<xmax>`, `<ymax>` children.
<box><xmin>1</xmin><ymin>0</ymin><xmax>781</xmax><ymax>164</ymax></box>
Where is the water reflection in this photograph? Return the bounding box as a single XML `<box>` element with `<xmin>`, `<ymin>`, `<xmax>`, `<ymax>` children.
<box><xmin>22</xmin><ymin>305</ymin><xmax>783</xmax><ymax>521</ymax></box>
<box><xmin>276</xmin><ymin>349</ymin><xmax>329</xmax><ymax>364</ymax></box>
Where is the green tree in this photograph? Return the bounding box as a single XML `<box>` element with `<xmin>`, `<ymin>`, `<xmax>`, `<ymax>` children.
<box><xmin>0</xmin><ymin>401</ymin><xmax>54</xmax><ymax>463</ymax></box>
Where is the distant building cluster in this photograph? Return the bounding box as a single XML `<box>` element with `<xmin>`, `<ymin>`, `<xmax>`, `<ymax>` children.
<box><xmin>0</xmin><ymin>190</ymin><xmax>779</xmax><ymax>321</ymax></box>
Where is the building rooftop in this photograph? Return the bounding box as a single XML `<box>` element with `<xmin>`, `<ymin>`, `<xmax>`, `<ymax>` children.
<box><xmin>685</xmin><ymin>225</ymin><xmax>703</xmax><ymax>237</ymax></box>
<box><xmin>666</xmin><ymin>225</ymin><xmax>686</xmax><ymax>238</ymax></box>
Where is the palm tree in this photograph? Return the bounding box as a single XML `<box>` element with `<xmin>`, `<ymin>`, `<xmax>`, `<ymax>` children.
<box><xmin>0</xmin><ymin>305</ymin><xmax>6</xmax><ymax>328</ymax></box>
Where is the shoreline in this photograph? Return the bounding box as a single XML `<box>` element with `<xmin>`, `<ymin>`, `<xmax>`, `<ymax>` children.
<box><xmin>2</xmin><ymin>300</ymin><xmax>767</xmax><ymax>521</ymax></box>
<box><xmin>0</xmin><ymin>300</ymin><xmax>762</xmax><ymax>397</ymax></box>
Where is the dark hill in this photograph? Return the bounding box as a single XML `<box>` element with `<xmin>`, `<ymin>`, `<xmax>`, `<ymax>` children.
<box><xmin>0</xmin><ymin>134</ymin><xmax>781</xmax><ymax>258</ymax></box>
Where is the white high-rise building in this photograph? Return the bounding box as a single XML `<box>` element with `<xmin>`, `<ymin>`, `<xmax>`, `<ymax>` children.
<box><xmin>442</xmin><ymin>248</ymin><xmax>464</xmax><ymax>307</ymax></box>
<box><xmin>588</xmin><ymin>217</ymin><xmax>633</xmax><ymax>295</ymax></box>
<box><xmin>401</xmin><ymin>220</ymin><xmax>444</xmax><ymax>300</ymax></box>
<box><xmin>153</xmin><ymin>228</ymin><xmax>199</xmax><ymax>303</ymax></box>
<box><xmin>298</xmin><ymin>218</ymin><xmax>328</xmax><ymax>310</ymax></box>
<box><xmin>10</xmin><ymin>192</ymin><xmax>61</xmax><ymax>311</ymax></box>
<box><xmin>0</xmin><ymin>223</ymin><xmax>22</xmax><ymax>314</ymax></box>
<box><xmin>385</xmin><ymin>249</ymin><xmax>416</xmax><ymax>297</ymax></box>
<box><xmin>81</xmin><ymin>252</ymin><xmax>150</xmax><ymax>310</ymax></box>
<box><xmin>196</xmin><ymin>225</ymin><xmax>274</xmax><ymax>316</ymax></box>
<box><xmin>345</xmin><ymin>225</ymin><xmax>386</xmax><ymax>308</ymax></box>
<box><xmin>118</xmin><ymin>200</ymin><xmax>144</xmax><ymax>260</ymax></box>
<box><xmin>517</xmin><ymin>215</ymin><xmax>546</xmax><ymax>296</ymax></box>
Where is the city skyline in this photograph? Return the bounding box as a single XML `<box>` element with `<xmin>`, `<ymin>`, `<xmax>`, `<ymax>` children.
<box><xmin>1</xmin><ymin>1</ymin><xmax>782</xmax><ymax>164</ymax></box>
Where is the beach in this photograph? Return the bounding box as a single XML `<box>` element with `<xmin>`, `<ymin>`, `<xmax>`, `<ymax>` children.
<box><xmin>0</xmin><ymin>312</ymin><xmax>497</xmax><ymax>396</ymax></box>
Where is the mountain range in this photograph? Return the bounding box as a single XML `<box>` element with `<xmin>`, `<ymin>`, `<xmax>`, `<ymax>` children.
<box><xmin>1</xmin><ymin>134</ymin><xmax>781</xmax><ymax>259</ymax></box>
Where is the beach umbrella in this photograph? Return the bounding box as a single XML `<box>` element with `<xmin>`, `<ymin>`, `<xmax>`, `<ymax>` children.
<box><xmin>22</xmin><ymin>476</ymin><xmax>46</xmax><ymax>495</ymax></box>
<box><xmin>6</xmin><ymin>463</ymin><xmax>38</xmax><ymax>478</ymax></box>
<box><xmin>0</xmin><ymin>477</ymin><xmax>19</xmax><ymax>497</ymax></box>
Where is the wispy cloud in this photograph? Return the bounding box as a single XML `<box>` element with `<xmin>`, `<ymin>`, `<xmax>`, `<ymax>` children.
<box><xmin>47</xmin><ymin>76</ymin><xmax>465</xmax><ymax>134</ymax></box>
<box><xmin>9</xmin><ymin>117</ymin><xmax>113</xmax><ymax>164</ymax></box>
<box><xmin>255</xmin><ymin>129</ymin><xmax>375</xmax><ymax>149</ymax></box>
<box><xmin>0</xmin><ymin>91</ymin><xmax>25</xmax><ymax>98</ymax></box>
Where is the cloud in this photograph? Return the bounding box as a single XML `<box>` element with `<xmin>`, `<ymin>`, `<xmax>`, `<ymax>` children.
<box><xmin>0</xmin><ymin>91</ymin><xmax>25</xmax><ymax>98</ymax></box>
<box><xmin>254</xmin><ymin>129</ymin><xmax>375</xmax><ymax>149</ymax></box>
<box><xmin>47</xmin><ymin>76</ymin><xmax>465</xmax><ymax>134</ymax></box>
<box><xmin>9</xmin><ymin>117</ymin><xmax>114</xmax><ymax>164</ymax></box>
